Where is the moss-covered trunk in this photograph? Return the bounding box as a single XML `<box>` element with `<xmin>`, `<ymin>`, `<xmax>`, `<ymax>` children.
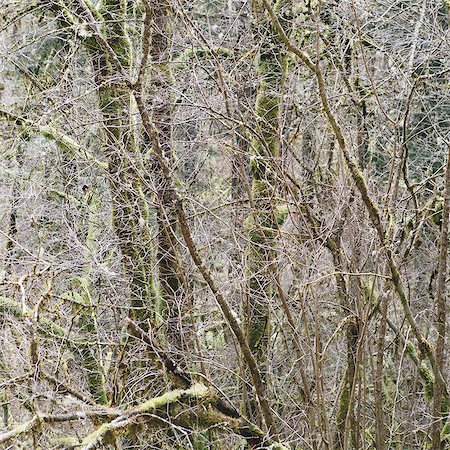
<box><xmin>49</xmin><ymin>187</ymin><xmax>108</xmax><ymax>405</ymax></box>
<box><xmin>89</xmin><ymin>0</ymin><xmax>156</xmax><ymax>324</ymax></box>
<box><xmin>76</xmin><ymin>189</ymin><xmax>107</xmax><ymax>405</ymax></box>
<box><xmin>243</xmin><ymin>0</ymin><xmax>290</xmax><ymax>424</ymax></box>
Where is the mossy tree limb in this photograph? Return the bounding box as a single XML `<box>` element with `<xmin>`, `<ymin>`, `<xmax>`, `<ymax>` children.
<box><xmin>75</xmin><ymin>189</ymin><xmax>107</xmax><ymax>405</ymax></box>
<box><xmin>133</xmin><ymin>88</ymin><xmax>277</xmax><ymax>434</ymax></box>
<box><xmin>81</xmin><ymin>384</ymin><xmax>211</xmax><ymax>449</ymax></box>
<box><xmin>0</xmin><ymin>295</ymin><xmax>104</xmax><ymax>405</ymax></box>
<box><xmin>0</xmin><ymin>382</ymin><xmax>290</xmax><ymax>449</ymax></box>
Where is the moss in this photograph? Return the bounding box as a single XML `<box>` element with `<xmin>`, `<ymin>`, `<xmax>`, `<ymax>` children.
<box><xmin>173</xmin><ymin>46</ymin><xmax>233</xmax><ymax>65</ymax></box>
<box><xmin>441</xmin><ymin>395</ymin><xmax>450</xmax><ymax>416</ymax></box>
<box><xmin>382</xmin><ymin>373</ymin><xmax>396</xmax><ymax>408</ymax></box>
<box><xmin>247</xmin><ymin>315</ymin><xmax>269</xmax><ymax>355</ymax></box>
<box><xmin>255</xmin><ymin>94</ymin><xmax>280</xmax><ymax>132</ymax></box>
<box><xmin>81</xmin><ymin>384</ymin><xmax>210</xmax><ymax>447</ymax></box>
<box><xmin>244</xmin><ymin>212</ymin><xmax>278</xmax><ymax>244</ymax></box>
<box><xmin>250</xmin><ymin>154</ymin><xmax>268</xmax><ymax>177</ymax></box>
<box><xmin>405</xmin><ymin>341</ymin><xmax>416</xmax><ymax>357</ymax></box>
<box><xmin>99</xmin><ymin>94</ymin><xmax>122</xmax><ymax>121</ymax></box>
<box><xmin>243</xmin><ymin>215</ymin><xmax>263</xmax><ymax>243</ymax></box>
<box><xmin>60</xmin><ymin>290</ymin><xmax>87</xmax><ymax>306</ymax></box>
<box><xmin>419</xmin><ymin>363</ymin><xmax>434</xmax><ymax>399</ymax></box>
<box><xmin>111</xmin><ymin>36</ymin><xmax>132</xmax><ymax>68</ymax></box>
<box><xmin>79</xmin><ymin>345</ymin><xmax>107</xmax><ymax>405</ymax></box>
<box><xmin>431</xmin><ymin>195</ymin><xmax>443</xmax><ymax>226</ymax></box>
<box><xmin>250</xmin><ymin>165</ymin><xmax>274</xmax><ymax>191</ymax></box>
<box><xmin>39</xmin><ymin>125</ymin><xmax>108</xmax><ymax>169</ymax></box>
<box><xmin>82</xmin><ymin>0</ymin><xmax>103</xmax><ymax>21</ymax></box>
<box><xmin>243</xmin><ymin>1</ymin><xmax>288</xmax><ymax>401</ymax></box>
<box><xmin>1</xmin><ymin>389</ymin><xmax>9</xmax><ymax>428</ymax></box>
<box><xmin>336</xmin><ymin>377</ymin><xmax>350</xmax><ymax>427</ymax></box>
<box><xmin>49</xmin><ymin>436</ymin><xmax>81</xmax><ymax>447</ymax></box>
<box><xmin>98</xmin><ymin>0</ymin><xmax>131</xmax><ymax>68</ymax></box>
<box><xmin>275</xmin><ymin>204</ymin><xmax>288</xmax><ymax>225</ymax></box>
<box><xmin>0</xmin><ymin>296</ymin><xmax>78</xmax><ymax>342</ymax></box>
<box><xmin>140</xmin><ymin>384</ymin><xmax>208</xmax><ymax>413</ymax></box>
<box><xmin>1</xmin><ymin>295</ymin><xmax>107</xmax><ymax>404</ymax></box>
<box><xmin>441</xmin><ymin>422</ymin><xmax>450</xmax><ymax>443</ymax></box>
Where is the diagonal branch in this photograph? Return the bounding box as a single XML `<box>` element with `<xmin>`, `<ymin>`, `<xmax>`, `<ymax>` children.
<box><xmin>126</xmin><ymin>318</ymin><xmax>240</xmax><ymax>418</ymax></box>
<box><xmin>260</xmin><ymin>0</ymin><xmax>448</xmax><ymax>397</ymax></box>
<box><xmin>132</xmin><ymin>86</ymin><xmax>277</xmax><ymax>435</ymax></box>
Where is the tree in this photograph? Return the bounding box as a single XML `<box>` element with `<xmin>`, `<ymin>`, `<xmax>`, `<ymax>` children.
<box><xmin>0</xmin><ymin>0</ymin><xmax>449</xmax><ymax>448</ymax></box>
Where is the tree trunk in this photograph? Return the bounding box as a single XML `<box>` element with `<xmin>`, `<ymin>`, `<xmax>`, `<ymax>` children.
<box><xmin>243</xmin><ymin>0</ymin><xmax>290</xmax><ymax>424</ymax></box>
<box><xmin>148</xmin><ymin>0</ymin><xmax>186</xmax><ymax>357</ymax></box>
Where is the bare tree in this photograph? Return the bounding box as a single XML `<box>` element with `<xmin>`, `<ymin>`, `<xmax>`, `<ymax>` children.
<box><xmin>0</xmin><ymin>0</ymin><xmax>449</xmax><ymax>448</ymax></box>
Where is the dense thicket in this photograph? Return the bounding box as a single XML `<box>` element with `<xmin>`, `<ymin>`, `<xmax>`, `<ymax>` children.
<box><xmin>0</xmin><ymin>0</ymin><xmax>449</xmax><ymax>449</ymax></box>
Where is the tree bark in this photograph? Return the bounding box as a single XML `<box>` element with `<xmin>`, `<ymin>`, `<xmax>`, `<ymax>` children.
<box><xmin>243</xmin><ymin>0</ymin><xmax>290</xmax><ymax>424</ymax></box>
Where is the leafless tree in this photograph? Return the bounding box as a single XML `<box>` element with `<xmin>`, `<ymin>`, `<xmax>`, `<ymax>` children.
<box><xmin>0</xmin><ymin>0</ymin><xmax>449</xmax><ymax>449</ymax></box>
